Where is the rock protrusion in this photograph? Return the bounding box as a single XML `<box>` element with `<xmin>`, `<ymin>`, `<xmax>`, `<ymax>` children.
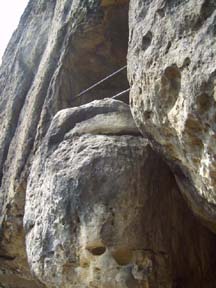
<box><xmin>24</xmin><ymin>99</ymin><xmax>216</xmax><ymax>288</ymax></box>
<box><xmin>128</xmin><ymin>0</ymin><xmax>216</xmax><ymax>230</ymax></box>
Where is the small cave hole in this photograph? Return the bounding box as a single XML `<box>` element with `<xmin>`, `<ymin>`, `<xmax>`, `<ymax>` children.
<box><xmin>157</xmin><ymin>7</ymin><xmax>165</xmax><ymax>18</ymax></box>
<box><xmin>182</xmin><ymin>57</ymin><xmax>191</xmax><ymax>69</ymax></box>
<box><xmin>165</xmin><ymin>41</ymin><xmax>171</xmax><ymax>54</ymax></box>
<box><xmin>111</xmin><ymin>248</ymin><xmax>132</xmax><ymax>265</ymax></box>
<box><xmin>87</xmin><ymin>246</ymin><xmax>106</xmax><ymax>256</ymax></box>
<box><xmin>82</xmin><ymin>262</ymin><xmax>90</xmax><ymax>268</ymax></box>
<box><xmin>139</xmin><ymin>87</ymin><xmax>142</xmax><ymax>94</ymax></box>
<box><xmin>144</xmin><ymin>110</ymin><xmax>152</xmax><ymax>120</ymax></box>
<box><xmin>141</xmin><ymin>31</ymin><xmax>153</xmax><ymax>51</ymax></box>
<box><xmin>94</xmin><ymin>267</ymin><xmax>101</xmax><ymax>272</ymax></box>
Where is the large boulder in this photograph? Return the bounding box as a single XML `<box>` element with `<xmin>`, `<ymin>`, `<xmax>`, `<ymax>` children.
<box><xmin>24</xmin><ymin>99</ymin><xmax>216</xmax><ymax>288</ymax></box>
<box><xmin>128</xmin><ymin>0</ymin><xmax>216</xmax><ymax>230</ymax></box>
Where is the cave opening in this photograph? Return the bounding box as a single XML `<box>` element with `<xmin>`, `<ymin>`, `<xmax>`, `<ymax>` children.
<box><xmin>57</xmin><ymin>0</ymin><xmax>130</xmax><ymax>110</ymax></box>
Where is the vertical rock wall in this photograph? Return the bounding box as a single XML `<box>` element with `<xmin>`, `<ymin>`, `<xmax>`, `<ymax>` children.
<box><xmin>128</xmin><ymin>0</ymin><xmax>216</xmax><ymax>230</ymax></box>
<box><xmin>0</xmin><ymin>0</ymin><xmax>129</xmax><ymax>286</ymax></box>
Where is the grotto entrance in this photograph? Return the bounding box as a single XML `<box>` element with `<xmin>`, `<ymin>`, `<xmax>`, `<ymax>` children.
<box><xmin>57</xmin><ymin>0</ymin><xmax>130</xmax><ymax>109</ymax></box>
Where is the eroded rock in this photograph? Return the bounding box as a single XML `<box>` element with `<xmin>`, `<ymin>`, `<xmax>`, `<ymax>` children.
<box><xmin>128</xmin><ymin>0</ymin><xmax>216</xmax><ymax>230</ymax></box>
<box><xmin>24</xmin><ymin>99</ymin><xmax>216</xmax><ymax>288</ymax></box>
<box><xmin>0</xmin><ymin>0</ymin><xmax>129</xmax><ymax>285</ymax></box>
<box><xmin>1</xmin><ymin>0</ymin><xmax>216</xmax><ymax>286</ymax></box>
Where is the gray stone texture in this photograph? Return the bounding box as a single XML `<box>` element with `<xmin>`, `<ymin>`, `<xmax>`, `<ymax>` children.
<box><xmin>0</xmin><ymin>0</ymin><xmax>128</xmax><ymax>285</ymax></box>
<box><xmin>128</xmin><ymin>0</ymin><xmax>216</xmax><ymax>230</ymax></box>
<box><xmin>24</xmin><ymin>99</ymin><xmax>216</xmax><ymax>288</ymax></box>
<box><xmin>0</xmin><ymin>0</ymin><xmax>216</xmax><ymax>287</ymax></box>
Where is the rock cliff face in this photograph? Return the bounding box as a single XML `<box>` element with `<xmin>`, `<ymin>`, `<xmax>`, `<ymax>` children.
<box><xmin>128</xmin><ymin>0</ymin><xmax>216</xmax><ymax>230</ymax></box>
<box><xmin>0</xmin><ymin>0</ymin><xmax>129</xmax><ymax>286</ymax></box>
<box><xmin>0</xmin><ymin>0</ymin><xmax>216</xmax><ymax>287</ymax></box>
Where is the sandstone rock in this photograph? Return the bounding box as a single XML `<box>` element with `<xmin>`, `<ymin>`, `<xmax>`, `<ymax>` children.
<box><xmin>1</xmin><ymin>0</ymin><xmax>216</xmax><ymax>287</ymax></box>
<box><xmin>128</xmin><ymin>0</ymin><xmax>216</xmax><ymax>230</ymax></box>
<box><xmin>24</xmin><ymin>99</ymin><xmax>216</xmax><ymax>288</ymax></box>
<box><xmin>0</xmin><ymin>0</ymin><xmax>129</xmax><ymax>285</ymax></box>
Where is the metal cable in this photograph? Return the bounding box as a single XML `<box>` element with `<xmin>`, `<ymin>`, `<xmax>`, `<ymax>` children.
<box><xmin>74</xmin><ymin>65</ymin><xmax>127</xmax><ymax>99</ymax></box>
<box><xmin>111</xmin><ymin>88</ymin><xmax>130</xmax><ymax>99</ymax></box>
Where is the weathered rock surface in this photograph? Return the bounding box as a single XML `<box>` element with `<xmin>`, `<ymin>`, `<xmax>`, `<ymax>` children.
<box><xmin>128</xmin><ymin>0</ymin><xmax>216</xmax><ymax>229</ymax></box>
<box><xmin>24</xmin><ymin>99</ymin><xmax>216</xmax><ymax>288</ymax></box>
<box><xmin>1</xmin><ymin>0</ymin><xmax>216</xmax><ymax>287</ymax></box>
<box><xmin>0</xmin><ymin>0</ymin><xmax>129</xmax><ymax>286</ymax></box>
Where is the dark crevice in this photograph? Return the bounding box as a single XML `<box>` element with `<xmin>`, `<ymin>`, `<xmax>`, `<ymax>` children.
<box><xmin>141</xmin><ymin>31</ymin><xmax>153</xmax><ymax>51</ymax></box>
<box><xmin>55</xmin><ymin>2</ymin><xmax>129</xmax><ymax>110</ymax></box>
<box><xmin>0</xmin><ymin>255</ymin><xmax>16</xmax><ymax>261</ymax></box>
<box><xmin>87</xmin><ymin>246</ymin><xmax>106</xmax><ymax>256</ymax></box>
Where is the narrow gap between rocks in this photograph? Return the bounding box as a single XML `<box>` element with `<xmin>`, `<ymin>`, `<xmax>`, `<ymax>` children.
<box><xmin>56</xmin><ymin>1</ymin><xmax>130</xmax><ymax>109</ymax></box>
